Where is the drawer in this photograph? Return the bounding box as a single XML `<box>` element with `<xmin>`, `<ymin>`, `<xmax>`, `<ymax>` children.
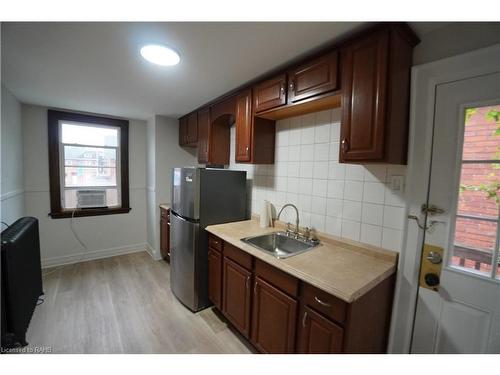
<box><xmin>255</xmin><ymin>259</ymin><xmax>298</xmax><ymax>297</ymax></box>
<box><xmin>223</xmin><ymin>242</ymin><xmax>253</xmax><ymax>270</ymax></box>
<box><xmin>208</xmin><ymin>234</ymin><xmax>223</xmax><ymax>252</ymax></box>
<box><xmin>301</xmin><ymin>283</ymin><xmax>347</xmax><ymax>324</ymax></box>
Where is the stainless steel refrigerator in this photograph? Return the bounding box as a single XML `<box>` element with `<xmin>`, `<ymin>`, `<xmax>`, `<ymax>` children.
<box><xmin>170</xmin><ymin>167</ymin><xmax>247</xmax><ymax>312</ymax></box>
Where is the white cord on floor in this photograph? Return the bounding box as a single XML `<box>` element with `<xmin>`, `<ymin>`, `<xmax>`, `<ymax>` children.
<box><xmin>42</xmin><ymin>208</ymin><xmax>88</xmax><ymax>279</ymax></box>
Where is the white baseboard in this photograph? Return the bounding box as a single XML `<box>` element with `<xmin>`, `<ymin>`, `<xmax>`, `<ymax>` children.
<box><xmin>41</xmin><ymin>243</ymin><xmax>148</xmax><ymax>268</ymax></box>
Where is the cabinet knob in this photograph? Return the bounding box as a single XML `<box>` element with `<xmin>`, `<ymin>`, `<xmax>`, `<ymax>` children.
<box><xmin>341</xmin><ymin>138</ymin><xmax>349</xmax><ymax>153</ymax></box>
<box><xmin>280</xmin><ymin>83</ymin><xmax>285</xmax><ymax>94</ymax></box>
<box><xmin>289</xmin><ymin>80</ymin><xmax>295</xmax><ymax>91</ymax></box>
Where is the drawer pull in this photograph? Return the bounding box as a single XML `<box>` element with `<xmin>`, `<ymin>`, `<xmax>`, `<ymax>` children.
<box><xmin>302</xmin><ymin>311</ymin><xmax>308</xmax><ymax>327</ymax></box>
<box><xmin>314</xmin><ymin>296</ymin><xmax>332</xmax><ymax>307</ymax></box>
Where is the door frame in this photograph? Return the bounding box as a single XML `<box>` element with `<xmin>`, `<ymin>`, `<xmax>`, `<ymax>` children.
<box><xmin>387</xmin><ymin>43</ymin><xmax>500</xmax><ymax>353</ymax></box>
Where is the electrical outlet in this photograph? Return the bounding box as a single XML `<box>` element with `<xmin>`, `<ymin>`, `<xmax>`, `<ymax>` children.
<box><xmin>391</xmin><ymin>175</ymin><xmax>404</xmax><ymax>191</ymax></box>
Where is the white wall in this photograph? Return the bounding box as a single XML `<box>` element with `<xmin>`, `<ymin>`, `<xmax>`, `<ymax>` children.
<box><xmin>145</xmin><ymin>115</ymin><xmax>196</xmax><ymax>258</ymax></box>
<box><xmin>229</xmin><ymin>108</ymin><xmax>407</xmax><ymax>252</ymax></box>
<box><xmin>1</xmin><ymin>84</ymin><xmax>25</xmax><ymax>225</ymax></box>
<box><xmin>413</xmin><ymin>22</ymin><xmax>500</xmax><ymax>65</ymax></box>
<box><xmin>21</xmin><ymin>104</ymin><xmax>148</xmax><ymax>267</ymax></box>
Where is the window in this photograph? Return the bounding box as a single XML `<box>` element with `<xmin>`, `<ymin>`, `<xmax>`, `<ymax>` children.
<box><xmin>450</xmin><ymin>105</ymin><xmax>500</xmax><ymax>279</ymax></box>
<box><xmin>48</xmin><ymin>110</ymin><xmax>130</xmax><ymax>218</ymax></box>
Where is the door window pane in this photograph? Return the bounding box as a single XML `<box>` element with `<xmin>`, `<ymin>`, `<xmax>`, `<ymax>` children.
<box><xmin>61</xmin><ymin>123</ymin><xmax>118</xmax><ymax>147</ymax></box>
<box><xmin>450</xmin><ymin>104</ymin><xmax>500</xmax><ymax>278</ymax></box>
<box><xmin>458</xmin><ymin>163</ymin><xmax>499</xmax><ymax>219</ymax></box>
<box><xmin>462</xmin><ymin>106</ymin><xmax>500</xmax><ymax>161</ymax></box>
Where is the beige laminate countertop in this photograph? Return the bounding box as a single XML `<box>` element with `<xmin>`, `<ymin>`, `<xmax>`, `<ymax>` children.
<box><xmin>205</xmin><ymin>219</ymin><xmax>398</xmax><ymax>303</ymax></box>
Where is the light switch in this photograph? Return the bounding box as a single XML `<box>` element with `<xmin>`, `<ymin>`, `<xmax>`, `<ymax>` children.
<box><xmin>391</xmin><ymin>175</ymin><xmax>404</xmax><ymax>191</ymax></box>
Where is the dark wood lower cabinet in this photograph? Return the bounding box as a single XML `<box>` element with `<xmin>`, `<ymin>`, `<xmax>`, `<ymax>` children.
<box><xmin>297</xmin><ymin>306</ymin><xmax>344</xmax><ymax>353</ymax></box>
<box><xmin>160</xmin><ymin>207</ymin><xmax>170</xmax><ymax>261</ymax></box>
<box><xmin>209</xmin><ymin>235</ymin><xmax>395</xmax><ymax>353</ymax></box>
<box><xmin>207</xmin><ymin>248</ymin><xmax>222</xmax><ymax>309</ymax></box>
<box><xmin>251</xmin><ymin>277</ymin><xmax>298</xmax><ymax>353</ymax></box>
<box><xmin>222</xmin><ymin>257</ymin><xmax>252</xmax><ymax>338</ymax></box>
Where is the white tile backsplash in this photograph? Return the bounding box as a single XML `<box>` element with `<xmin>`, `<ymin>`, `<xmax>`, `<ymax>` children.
<box><xmin>229</xmin><ymin>108</ymin><xmax>407</xmax><ymax>252</ymax></box>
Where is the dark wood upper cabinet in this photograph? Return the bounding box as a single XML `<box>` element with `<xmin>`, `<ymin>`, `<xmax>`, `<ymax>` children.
<box><xmin>222</xmin><ymin>257</ymin><xmax>252</xmax><ymax>338</ymax></box>
<box><xmin>179</xmin><ymin>116</ymin><xmax>188</xmax><ymax>146</ymax></box>
<box><xmin>340</xmin><ymin>25</ymin><xmax>417</xmax><ymax>164</ymax></box>
<box><xmin>179</xmin><ymin>113</ymin><xmax>197</xmax><ymax>148</ymax></box>
<box><xmin>251</xmin><ymin>277</ymin><xmax>298</xmax><ymax>353</ymax></box>
<box><xmin>288</xmin><ymin>51</ymin><xmax>339</xmax><ymax>103</ymax></box>
<box><xmin>235</xmin><ymin>90</ymin><xmax>252</xmax><ymax>162</ymax></box>
<box><xmin>197</xmin><ymin>107</ymin><xmax>210</xmax><ymax>164</ymax></box>
<box><xmin>208</xmin><ymin>247</ymin><xmax>222</xmax><ymax>309</ymax></box>
<box><xmin>178</xmin><ymin>23</ymin><xmax>418</xmax><ymax>164</ymax></box>
<box><xmin>340</xmin><ymin>30</ymin><xmax>388</xmax><ymax>162</ymax></box>
<box><xmin>236</xmin><ymin>90</ymin><xmax>276</xmax><ymax>164</ymax></box>
<box><xmin>297</xmin><ymin>305</ymin><xmax>344</xmax><ymax>354</ymax></box>
<box><xmin>253</xmin><ymin>73</ymin><xmax>287</xmax><ymax>113</ymax></box>
<box><xmin>187</xmin><ymin>111</ymin><xmax>198</xmax><ymax>145</ymax></box>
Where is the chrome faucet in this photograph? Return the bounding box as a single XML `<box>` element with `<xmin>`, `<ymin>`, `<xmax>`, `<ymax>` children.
<box><xmin>277</xmin><ymin>204</ymin><xmax>300</xmax><ymax>236</ymax></box>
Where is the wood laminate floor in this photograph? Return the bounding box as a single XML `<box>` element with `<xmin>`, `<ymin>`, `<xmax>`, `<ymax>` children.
<box><xmin>25</xmin><ymin>252</ymin><xmax>254</xmax><ymax>354</ymax></box>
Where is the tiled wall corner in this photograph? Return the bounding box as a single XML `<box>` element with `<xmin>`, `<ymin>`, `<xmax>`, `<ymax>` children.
<box><xmin>229</xmin><ymin>108</ymin><xmax>407</xmax><ymax>253</ymax></box>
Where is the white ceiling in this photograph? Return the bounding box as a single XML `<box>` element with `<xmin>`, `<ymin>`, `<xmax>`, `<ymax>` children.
<box><xmin>1</xmin><ymin>22</ymin><xmax>444</xmax><ymax>120</ymax></box>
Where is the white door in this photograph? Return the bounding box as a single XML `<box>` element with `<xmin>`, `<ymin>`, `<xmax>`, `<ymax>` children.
<box><xmin>411</xmin><ymin>72</ymin><xmax>500</xmax><ymax>353</ymax></box>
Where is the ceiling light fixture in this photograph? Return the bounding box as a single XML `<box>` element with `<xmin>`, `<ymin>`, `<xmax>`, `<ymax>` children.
<box><xmin>140</xmin><ymin>44</ymin><xmax>180</xmax><ymax>66</ymax></box>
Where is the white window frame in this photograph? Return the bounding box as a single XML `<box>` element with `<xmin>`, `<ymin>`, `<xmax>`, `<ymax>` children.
<box><xmin>58</xmin><ymin>120</ymin><xmax>122</xmax><ymax>209</ymax></box>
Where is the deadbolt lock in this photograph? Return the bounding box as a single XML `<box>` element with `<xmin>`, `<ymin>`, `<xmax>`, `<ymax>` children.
<box><xmin>426</xmin><ymin>251</ymin><xmax>442</xmax><ymax>264</ymax></box>
<box><xmin>419</xmin><ymin>244</ymin><xmax>444</xmax><ymax>292</ymax></box>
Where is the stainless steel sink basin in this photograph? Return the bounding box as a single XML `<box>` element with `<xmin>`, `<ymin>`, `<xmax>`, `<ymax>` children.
<box><xmin>241</xmin><ymin>232</ymin><xmax>319</xmax><ymax>259</ymax></box>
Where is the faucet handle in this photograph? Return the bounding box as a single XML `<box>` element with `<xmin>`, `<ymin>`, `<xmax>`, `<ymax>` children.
<box><xmin>303</xmin><ymin>227</ymin><xmax>311</xmax><ymax>239</ymax></box>
<box><xmin>285</xmin><ymin>222</ymin><xmax>292</xmax><ymax>235</ymax></box>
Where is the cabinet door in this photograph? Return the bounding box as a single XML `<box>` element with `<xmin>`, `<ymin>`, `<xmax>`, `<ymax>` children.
<box><xmin>208</xmin><ymin>248</ymin><xmax>222</xmax><ymax>309</ymax></box>
<box><xmin>187</xmin><ymin>112</ymin><xmax>198</xmax><ymax>145</ymax></box>
<box><xmin>297</xmin><ymin>306</ymin><xmax>344</xmax><ymax>353</ymax></box>
<box><xmin>179</xmin><ymin>116</ymin><xmax>188</xmax><ymax>146</ymax></box>
<box><xmin>251</xmin><ymin>277</ymin><xmax>298</xmax><ymax>353</ymax></box>
<box><xmin>160</xmin><ymin>209</ymin><xmax>170</xmax><ymax>261</ymax></box>
<box><xmin>253</xmin><ymin>74</ymin><xmax>287</xmax><ymax>113</ymax></box>
<box><xmin>197</xmin><ymin>108</ymin><xmax>210</xmax><ymax>164</ymax></box>
<box><xmin>340</xmin><ymin>30</ymin><xmax>389</xmax><ymax>162</ymax></box>
<box><xmin>222</xmin><ymin>257</ymin><xmax>252</xmax><ymax>337</ymax></box>
<box><xmin>288</xmin><ymin>51</ymin><xmax>339</xmax><ymax>103</ymax></box>
<box><xmin>235</xmin><ymin>90</ymin><xmax>252</xmax><ymax>162</ymax></box>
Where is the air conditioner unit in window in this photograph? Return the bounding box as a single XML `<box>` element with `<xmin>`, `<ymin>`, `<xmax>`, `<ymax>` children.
<box><xmin>76</xmin><ymin>189</ymin><xmax>107</xmax><ymax>208</ymax></box>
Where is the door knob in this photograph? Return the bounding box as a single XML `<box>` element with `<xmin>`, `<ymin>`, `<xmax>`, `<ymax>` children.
<box><xmin>424</xmin><ymin>273</ymin><xmax>440</xmax><ymax>288</ymax></box>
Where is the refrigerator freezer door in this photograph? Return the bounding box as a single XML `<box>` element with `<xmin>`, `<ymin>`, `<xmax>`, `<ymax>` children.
<box><xmin>171</xmin><ymin>167</ymin><xmax>199</xmax><ymax>220</ymax></box>
<box><xmin>170</xmin><ymin>211</ymin><xmax>199</xmax><ymax>311</ymax></box>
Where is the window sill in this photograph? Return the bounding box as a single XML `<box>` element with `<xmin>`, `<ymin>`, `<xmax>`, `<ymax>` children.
<box><xmin>49</xmin><ymin>207</ymin><xmax>131</xmax><ymax>219</ymax></box>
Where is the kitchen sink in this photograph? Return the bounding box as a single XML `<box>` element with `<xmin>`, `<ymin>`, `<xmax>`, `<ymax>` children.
<box><xmin>241</xmin><ymin>232</ymin><xmax>319</xmax><ymax>259</ymax></box>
